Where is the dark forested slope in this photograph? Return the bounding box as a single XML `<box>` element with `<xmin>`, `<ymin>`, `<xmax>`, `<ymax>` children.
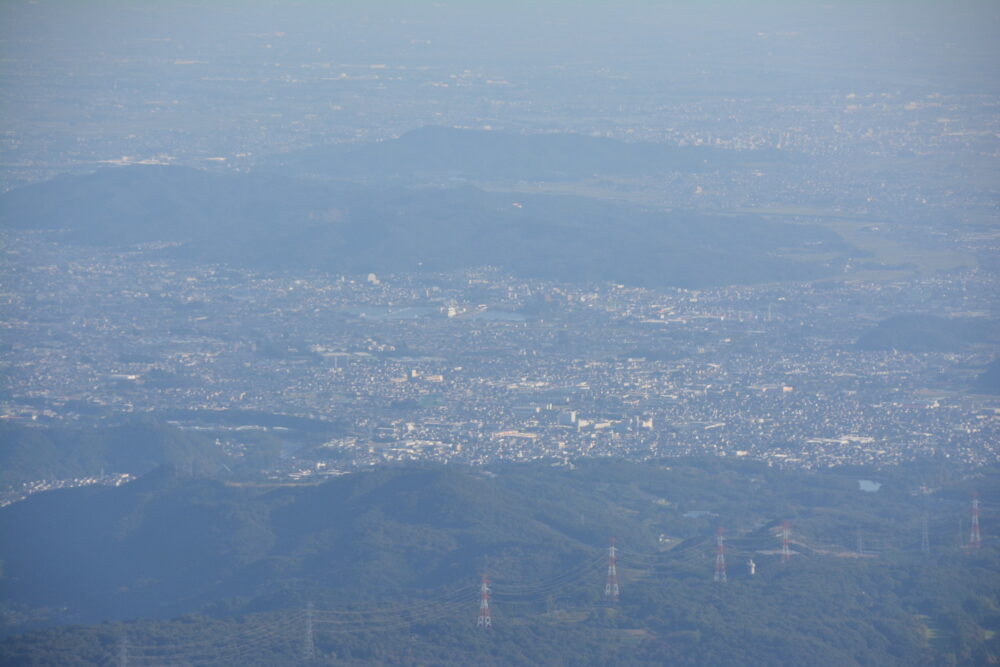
<box><xmin>1</xmin><ymin>460</ymin><xmax>998</xmax><ymax>666</ymax></box>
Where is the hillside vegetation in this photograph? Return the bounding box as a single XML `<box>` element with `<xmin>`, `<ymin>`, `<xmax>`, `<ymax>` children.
<box><xmin>1</xmin><ymin>460</ymin><xmax>997</xmax><ymax>665</ymax></box>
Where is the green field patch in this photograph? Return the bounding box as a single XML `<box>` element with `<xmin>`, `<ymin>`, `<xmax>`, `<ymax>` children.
<box><xmin>416</xmin><ymin>394</ymin><xmax>446</xmax><ymax>408</ymax></box>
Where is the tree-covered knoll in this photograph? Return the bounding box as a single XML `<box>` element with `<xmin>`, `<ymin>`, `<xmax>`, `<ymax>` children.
<box><xmin>975</xmin><ymin>357</ymin><xmax>1000</xmax><ymax>394</ymax></box>
<box><xmin>856</xmin><ymin>314</ymin><xmax>999</xmax><ymax>353</ymax></box>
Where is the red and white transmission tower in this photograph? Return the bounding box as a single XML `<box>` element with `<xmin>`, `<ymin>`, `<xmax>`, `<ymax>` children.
<box><xmin>970</xmin><ymin>492</ymin><xmax>982</xmax><ymax>549</ymax></box>
<box><xmin>714</xmin><ymin>527</ymin><xmax>727</xmax><ymax>583</ymax></box>
<box><xmin>477</xmin><ymin>574</ymin><xmax>492</xmax><ymax>628</ymax></box>
<box><xmin>604</xmin><ymin>537</ymin><xmax>620</xmax><ymax>602</ymax></box>
<box><xmin>781</xmin><ymin>521</ymin><xmax>792</xmax><ymax>563</ymax></box>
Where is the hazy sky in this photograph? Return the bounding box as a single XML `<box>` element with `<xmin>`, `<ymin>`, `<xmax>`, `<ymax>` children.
<box><xmin>2</xmin><ymin>0</ymin><xmax>998</xmax><ymax>179</ymax></box>
<box><xmin>3</xmin><ymin>1</ymin><xmax>998</xmax><ymax>86</ymax></box>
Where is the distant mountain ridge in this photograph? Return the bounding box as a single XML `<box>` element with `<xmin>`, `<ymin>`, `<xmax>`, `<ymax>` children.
<box><xmin>0</xmin><ymin>163</ymin><xmax>849</xmax><ymax>289</ymax></box>
<box><xmin>267</xmin><ymin>126</ymin><xmax>790</xmax><ymax>183</ymax></box>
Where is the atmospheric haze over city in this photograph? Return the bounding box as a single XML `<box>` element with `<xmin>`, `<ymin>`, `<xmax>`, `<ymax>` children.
<box><xmin>0</xmin><ymin>1</ymin><xmax>999</xmax><ymax>665</ymax></box>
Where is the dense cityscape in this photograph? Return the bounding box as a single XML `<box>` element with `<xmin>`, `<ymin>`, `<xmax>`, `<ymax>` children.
<box><xmin>3</xmin><ymin>227</ymin><xmax>997</xmax><ymax>501</ymax></box>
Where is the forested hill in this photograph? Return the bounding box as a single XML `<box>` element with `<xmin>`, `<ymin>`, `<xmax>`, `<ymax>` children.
<box><xmin>0</xmin><ymin>164</ymin><xmax>850</xmax><ymax>289</ymax></box>
<box><xmin>1</xmin><ymin>460</ymin><xmax>998</xmax><ymax>665</ymax></box>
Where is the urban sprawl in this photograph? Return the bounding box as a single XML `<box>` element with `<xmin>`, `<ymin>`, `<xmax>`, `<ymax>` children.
<box><xmin>3</xmin><ymin>232</ymin><xmax>998</xmax><ymax>500</ymax></box>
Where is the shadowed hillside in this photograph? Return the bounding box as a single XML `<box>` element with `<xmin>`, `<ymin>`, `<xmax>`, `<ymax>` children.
<box><xmin>1</xmin><ymin>460</ymin><xmax>998</xmax><ymax>665</ymax></box>
<box><xmin>856</xmin><ymin>314</ymin><xmax>999</xmax><ymax>352</ymax></box>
